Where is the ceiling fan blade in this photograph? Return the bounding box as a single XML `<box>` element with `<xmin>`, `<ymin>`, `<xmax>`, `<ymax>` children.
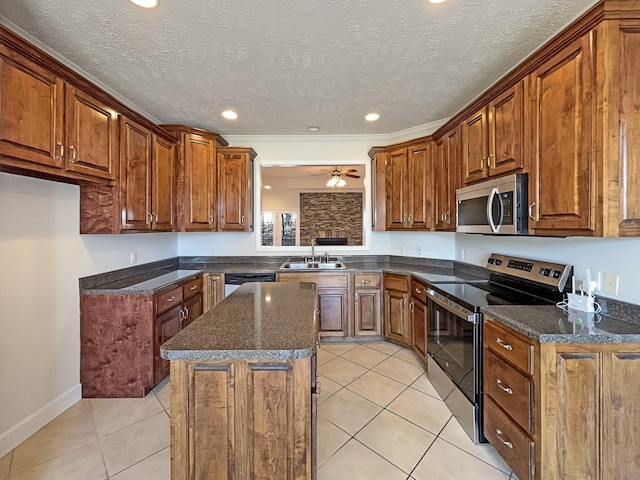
<box><xmin>343</xmin><ymin>173</ymin><xmax>361</xmax><ymax>178</ymax></box>
<box><xmin>343</xmin><ymin>169</ymin><xmax>358</xmax><ymax>173</ymax></box>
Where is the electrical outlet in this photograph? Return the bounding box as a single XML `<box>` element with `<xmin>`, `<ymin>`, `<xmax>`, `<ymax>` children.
<box><xmin>211</xmin><ymin>246</ymin><xmax>217</xmax><ymax>254</ymax></box>
<box><xmin>459</xmin><ymin>248</ymin><xmax>465</xmax><ymax>260</ymax></box>
<box><xmin>130</xmin><ymin>251</ymin><xmax>137</xmax><ymax>265</ymax></box>
<box><xmin>416</xmin><ymin>246</ymin><xmax>423</xmax><ymax>256</ymax></box>
<box><xmin>603</xmin><ymin>272</ymin><xmax>619</xmax><ymax>295</ymax></box>
<box><xmin>589</xmin><ymin>271</ymin><xmax>602</xmax><ymax>291</ymax></box>
<box><xmin>402</xmin><ymin>245</ymin><xmax>406</xmax><ymax>254</ymax></box>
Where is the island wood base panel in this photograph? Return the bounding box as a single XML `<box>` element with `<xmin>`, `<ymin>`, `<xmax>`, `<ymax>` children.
<box><xmin>170</xmin><ymin>357</ymin><xmax>313</xmax><ymax>480</ymax></box>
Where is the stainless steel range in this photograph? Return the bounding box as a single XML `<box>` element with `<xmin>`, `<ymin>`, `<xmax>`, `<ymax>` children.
<box><xmin>425</xmin><ymin>254</ymin><xmax>573</xmax><ymax>443</ymax></box>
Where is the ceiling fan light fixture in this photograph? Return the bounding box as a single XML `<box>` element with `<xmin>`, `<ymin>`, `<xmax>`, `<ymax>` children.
<box><xmin>130</xmin><ymin>0</ymin><xmax>159</xmax><ymax>8</ymax></box>
<box><xmin>336</xmin><ymin>178</ymin><xmax>346</xmax><ymax>187</ymax></box>
<box><xmin>365</xmin><ymin>113</ymin><xmax>380</xmax><ymax>122</ymax></box>
<box><xmin>326</xmin><ymin>176</ymin><xmax>339</xmax><ymax>187</ymax></box>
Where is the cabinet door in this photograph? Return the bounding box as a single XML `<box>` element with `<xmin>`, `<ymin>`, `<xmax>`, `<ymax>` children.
<box><xmin>488</xmin><ymin>81</ymin><xmax>524</xmax><ymax>177</ymax></box>
<box><xmin>154</xmin><ymin>305</ymin><xmax>182</xmax><ymax>383</ymax></box>
<box><xmin>204</xmin><ymin>273</ymin><xmax>225</xmax><ymax>311</ymax></box>
<box><xmin>529</xmin><ymin>33</ymin><xmax>594</xmax><ymax>234</ymax></box>
<box><xmin>354</xmin><ymin>288</ymin><xmax>381</xmax><ymax>336</ymax></box>
<box><xmin>369</xmin><ymin>148</ymin><xmax>387</xmax><ymax>231</ymax></box>
<box><xmin>411</xmin><ymin>298</ymin><xmax>428</xmax><ymax>362</ymax></box>
<box><xmin>408</xmin><ymin>144</ymin><xmax>433</xmax><ymax>230</ymax></box>
<box><xmin>317</xmin><ymin>287</ymin><xmax>348</xmax><ymax>337</ymax></box>
<box><xmin>151</xmin><ymin>135</ymin><xmax>176</xmax><ymax>231</ymax></box>
<box><xmin>65</xmin><ymin>85</ymin><xmax>117</xmax><ymax>180</ymax></box>
<box><xmin>434</xmin><ymin>126</ymin><xmax>460</xmax><ymax>231</ymax></box>
<box><xmin>184</xmin><ymin>134</ymin><xmax>216</xmax><ymax>231</ymax></box>
<box><xmin>0</xmin><ymin>44</ymin><xmax>65</xmax><ymax>169</ymax></box>
<box><xmin>384</xmin><ymin>289</ymin><xmax>410</xmax><ymax>345</ymax></box>
<box><xmin>182</xmin><ymin>293</ymin><xmax>203</xmax><ymax>328</ymax></box>
<box><xmin>120</xmin><ymin>116</ymin><xmax>153</xmax><ymax>230</ymax></box>
<box><xmin>462</xmin><ymin>107</ymin><xmax>489</xmax><ymax>184</ymax></box>
<box><xmin>218</xmin><ymin>150</ymin><xmax>252</xmax><ymax>231</ymax></box>
<box><xmin>386</xmin><ymin>148</ymin><xmax>408</xmax><ymax>229</ymax></box>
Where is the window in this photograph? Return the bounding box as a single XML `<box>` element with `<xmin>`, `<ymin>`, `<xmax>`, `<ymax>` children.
<box><xmin>261</xmin><ymin>211</ymin><xmax>299</xmax><ymax>246</ymax></box>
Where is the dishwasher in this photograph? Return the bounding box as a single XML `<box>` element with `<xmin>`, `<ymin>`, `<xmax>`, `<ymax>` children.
<box><xmin>224</xmin><ymin>272</ymin><xmax>276</xmax><ymax>296</ymax></box>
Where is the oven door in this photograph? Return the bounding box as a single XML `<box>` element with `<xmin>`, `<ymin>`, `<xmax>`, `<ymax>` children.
<box><xmin>426</xmin><ymin>290</ymin><xmax>485</xmax><ymax>443</ymax></box>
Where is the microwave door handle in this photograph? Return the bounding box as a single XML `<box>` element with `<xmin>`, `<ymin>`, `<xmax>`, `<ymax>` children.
<box><xmin>487</xmin><ymin>188</ymin><xmax>499</xmax><ymax>233</ymax></box>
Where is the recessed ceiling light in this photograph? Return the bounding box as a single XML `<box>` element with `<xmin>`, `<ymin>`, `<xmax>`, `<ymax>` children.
<box><xmin>427</xmin><ymin>0</ymin><xmax>448</xmax><ymax>3</ymax></box>
<box><xmin>222</xmin><ymin>110</ymin><xmax>238</xmax><ymax>120</ymax></box>
<box><xmin>264</xmin><ymin>185</ymin><xmax>272</xmax><ymax>189</ymax></box>
<box><xmin>308</xmin><ymin>126</ymin><xmax>320</xmax><ymax>132</ymax></box>
<box><xmin>365</xmin><ymin>113</ymin><xmax>380</xmax><ymax>122</ymax></box>
<box><xmin>130</xmin><ymin>0</ymin><xmax>159</xmax><ymax>8</ymax></box>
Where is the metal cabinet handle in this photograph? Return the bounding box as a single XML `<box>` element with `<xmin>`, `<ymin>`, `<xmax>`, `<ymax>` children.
<box><xmin>481</xmin><ymin>157</ymin><xmax>487</xmax><ymax>172</ymax></box>
<box><xmin>184</xmin><ymin>306</ymin><xmax>189</xmax><ymax>317</ymax></box>
<box><xmin>441</xmin><ymin>212</ymin><xmax>445</xmax><ymax>222</ymax></box>
<box><xmin>355</xmin><ymin>293</ymin><xmax>358</xmax><ymax>304</ymax></box>
<box><xmin>153</xmin><ymin>213</ymin><xmax>158</xmax><ymax>222</ymax></box>
<box><xmin>445</xmin><ymin>211</ymin><xmax>450</xmax><ymax>223</ymax></box>
<box><xmin>209</xmin><ymin>215</ymin><xmax>214</xmax><ymax>225</ymax></box>
<box><xmin>408</xmin><ymin>215</ymin><xmax>412</xmax><ymax>224</ymax></box>
<box><xmin>361</xmin><ymin>279</ymin><xmax>372</xmax><ymax>284</ymax></box>
<box><xmin>69</xmin><ymin>145</ymin><xmax>76</xmax><ymax>162</ymax></box>
<box><xmin>190</xmin><ymin>285</ymin><xmax>197</xmax><ymax>290</ymax></box>
<box><xmin>495</xmin><ymin>429</ymin><xmax>514</xmax><ymax>449</ymax></box>
<box><xmin>487</xmin><ymin>154</ymin><xmax>493</xmax><ymax>169</ymax></box>
<box><xmin>241</xmin><ymin>215</ymin><xmax>245</xmax><ymax>226</ymax></box>
<box><xmin>496</xmin><ymin>338</ymin><xmax>513</xmax><ymax>351</ymax></box>
<box><xmin>496</xmin><ymin>379</ymin><xmax>513</xmax><ymax>395</ymax></box>
<box><xmin>528</xmin><ymin>202</ymin><xmax>537</xmax><ymax>221</ymax></box>
<box><xmin>147</xmin><ymin>212</ymin><xmax>153</xmax><ymax>222</ymax></box>
<box><xmin>166</xmin><ymin>296</ymin><xmax>175</xmax><ymax>303</ymax></box>
<box><xmin>415</xmin><ymin>288</ymin><xmax>422</xmax><ymax>294</ymax></box>
<box><xmin>314</xmin><ymin>380</ymin><xmax>321</xmax><ymax>395</ymax></box>
<box><xmin>56</xmin><ymin>141</ymin><xmax>64</xmax><ymax>159</ymax></box>
<box><xmin>409</xmin><ymin>301</ymin><xmax>414</xmax><ymax>312</ymax></box>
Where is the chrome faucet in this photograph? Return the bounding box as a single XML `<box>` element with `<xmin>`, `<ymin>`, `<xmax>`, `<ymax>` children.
<box><xmin>324</xmin><ymin>252</ymin><xmax>330</xmax><ymax>263</ymax></box>
<box><xmin>311</xmin><ymin>239</ymin><xmax>315</xmax><ymax>262</ymax></box>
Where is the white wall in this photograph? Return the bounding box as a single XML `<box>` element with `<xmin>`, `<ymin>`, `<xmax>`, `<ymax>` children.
<box><xmin>0</xmin><ymin>172</ymin><xmax>177</xmax><ymax>457</ymax></box>
<box><xmin>455</xmin><ymin>233</ymin><xmax>640</xmax><ymax>305</ymax></box>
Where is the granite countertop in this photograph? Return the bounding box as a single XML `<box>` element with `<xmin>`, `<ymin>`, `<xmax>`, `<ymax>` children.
<box><xmin>161</xmin><ymin>282</ymin><xmax>318</xmax><ymax>361</ymax></box>
<box><xmin>82</xmin><ymin>269</ymin><xmax>202</xmax><ymax>295</ymax></box>
<box><xmin>482</xmin><ymin>305</ymin><xmax>640</xmax><ymax>344</ymax></box>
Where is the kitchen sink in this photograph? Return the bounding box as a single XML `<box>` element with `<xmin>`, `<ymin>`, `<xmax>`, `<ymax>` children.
<box><xmin>280</xmin><ymin>258</ymin><xmax>346</xmax><ymax>270</ymax></box>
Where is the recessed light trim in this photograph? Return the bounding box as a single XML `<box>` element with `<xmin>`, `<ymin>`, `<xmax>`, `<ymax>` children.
<box><xmin>222</xmin><ymin>110</ymin><xmax>238</xmax><ymax>120</ymax></box>
<box><xmin>264</xmin><ymin>185</ymin><xmax>272</xmax><ymax>189</ymax></box>
<box><xmin>365</xmin><ymin>113</ymin><xmax>380</xmax><ymax>122</ymax></box>
<box><xmin>308</xmin><ymin>126</ymin><xmax>320</xmax><ymax>132</ymax></box>
<box><xmin>427</xmin><ymin>0</ymin><xmax>448</xmax><ymax>4</ymax></box>
<box><xmin>130</xmin><ymin>0</ymin><xmax>159</xmax><ymax>9</ymax></box>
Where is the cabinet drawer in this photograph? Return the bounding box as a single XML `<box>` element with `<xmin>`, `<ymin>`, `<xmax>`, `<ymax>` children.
<box><xmin>484</xmin><ymin>349</ymin><xmax>533</xmax><ymax>433</ymax></box>
<box><xmin>384</xmin><ymin>274</ymin><xmax>409</xmax><ymax>293</ymax></box>
<box><xmin>182</xmin><ymin>276</ymin><xmax>203</xmax><ymax>300</ymax></box>
<box><xmin>484</xmin><ymin>397</ymin><xmax>535</xmax><ymax>480</ymax></box>
<box><xmin>354</xmin><ymin>273</ymin><xmax>381</xmax><ymax>288</ymax></box>
<box><xmin>485</xmin><ymin>319</ymin><xmax>534</xmax><ymax>374</ymax></box>
<box><xmin>410</xmin><ymin>279</ymin><xmax>428</xmax><ymax>304</ymax></box>
<box><xmin>155</xmin><ymin>286</ymin><xmax>183</xmax><ymax>314</ymax></box>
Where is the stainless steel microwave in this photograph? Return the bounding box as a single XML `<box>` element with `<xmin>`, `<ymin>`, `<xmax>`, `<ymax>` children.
<box><xmin>456</xmin><ymin>173</ymin><xmax>528</xmax><ymax>235</ymax></box>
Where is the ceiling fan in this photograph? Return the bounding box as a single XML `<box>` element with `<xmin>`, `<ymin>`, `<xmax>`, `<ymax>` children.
<box><xmin>311</xmin><ymin>167</ymin><xmax>361</xmax><ymax>187</ymax></box>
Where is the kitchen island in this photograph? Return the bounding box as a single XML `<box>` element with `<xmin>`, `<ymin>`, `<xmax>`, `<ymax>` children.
<box><xmin>161</xmin><ymin>281</ymin><xmax>319</xmax><ymax>480</ymax></box>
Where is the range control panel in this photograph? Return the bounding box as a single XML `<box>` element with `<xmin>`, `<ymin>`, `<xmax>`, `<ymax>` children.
<box><xmin>486</xmin><ymin>254</ymin><xmax>572</xmax><ymax>291</ymax></box>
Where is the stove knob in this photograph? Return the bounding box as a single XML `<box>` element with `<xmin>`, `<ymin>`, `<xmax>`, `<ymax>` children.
<box><xmin>495</xmin><ymin>259</ymin><xmax>502</xmax><ymax>266</ymax></box>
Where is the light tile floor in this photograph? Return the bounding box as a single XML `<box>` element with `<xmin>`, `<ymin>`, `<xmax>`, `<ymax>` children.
<box><xmin>0</xmin><ymin>341</ymin><xmax>517</xmax><ymax>479</ymax></box>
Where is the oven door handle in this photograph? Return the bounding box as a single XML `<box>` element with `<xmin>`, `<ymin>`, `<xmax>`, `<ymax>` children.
<box><xmin>426</xmin><ymin>289</ymin><xmax>479</xmax><ymax>324</ymax></box>
<box><xmin>487</xmin><ymin>187</ymin><xmax>501</xmax><ymax>234</ymax></box>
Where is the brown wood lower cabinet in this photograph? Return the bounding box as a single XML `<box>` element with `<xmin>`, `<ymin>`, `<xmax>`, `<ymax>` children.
<box><xmin>383</xmin><ymin>273</ymin><xmax>411</xmax><ymax>346</ymax></box>
<box><xmin>409</xmin><ymin>278</ymin><xmax>428</xmax><ymax>363</ymax></box>
<box><xmin>203</xmin><ymin>272</ymin><xmax>225</xmax><ymax>311</ymax></box>
<box><xmin>170</xmin><ymin>356</ymin><xmax>314</xmax><ymax>480</ymax></box>
<box><xmin>81</xmin><ymin>273</ymin><xmax>202</xmax><ymax>397</ymax></box>
<box><xmin>484</xmin><ymin>316</ymin><xmax>640</xmax><ymax>480</ymax></box>
<box><xmin>354</xmin><ymin>273</ymin><xmax>382</xmax><ymax>336</ymax></box>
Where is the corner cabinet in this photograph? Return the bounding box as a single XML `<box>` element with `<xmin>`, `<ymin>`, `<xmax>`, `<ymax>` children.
<box><xmin>217</xmin><ymin>146</ymin><xmax>256</xmax><ymax>231</ymax></box>
<box><xmin>383</xmin><ymin>273</ymin><xmax>411</xmax><ymax>346</ymax></box>
<box><xmin>80</xmin><ymin>273</ymin><xmax>202</xmax><ymax>397</ymax></box>
<box><xmin>162</xmin><ymin>125</ymin><xmax>228</xmax><ymax>232</ymax></box>
<box><xmin>483</xmin><ymin>317</ymin><xmax>640</xmax><ymax>480</ymax></box>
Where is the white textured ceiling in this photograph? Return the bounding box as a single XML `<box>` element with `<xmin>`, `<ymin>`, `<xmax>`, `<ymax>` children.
<box><xmin>0</xmin><ymin>0</ymin><xmax>598</xmax><ymax>136</ymax></box>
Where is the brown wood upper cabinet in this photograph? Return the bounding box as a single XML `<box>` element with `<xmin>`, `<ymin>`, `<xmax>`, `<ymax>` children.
<box><xmin>120</xmin><ymin>117</ymin><xmax>176</xmax><ymax>231</ymax></box>
<box><xmin>462</xmin><ymin>80</ymin><xmax>525</xmax><ymax>185</ymax></box>
<box><xmin>0</xmin><ymin>42</ymin><xmax>117</xmax><ymax>182</ymax></box>
<box><xmin>527</xmin><ymin>33</ymin><xmax>594</xmax><ymax>235</ymax></box>
<box><xmin>433</xmin><ymin>126</ymin><xmax>461</xmax><ymax>231</ymax></box>
<box><xmin>386</xmin><ymin>141</ymin><xmax>433</xmax><ymax>230</ymax></box>
<box><xmin>217</xmin><ymin>146</ymin><xmax>256</xmax><ymax>232</ymax></box>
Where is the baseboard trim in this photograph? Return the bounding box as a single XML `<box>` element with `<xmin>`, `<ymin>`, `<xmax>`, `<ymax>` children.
<box><xmin>0</xmin><ymin>383</ymin><xmax>82</xmax><ymax>457</ymax></box>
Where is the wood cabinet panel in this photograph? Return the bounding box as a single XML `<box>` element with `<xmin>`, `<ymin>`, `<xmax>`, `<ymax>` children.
<box><xmin>386</xmin><ymin>148</ymin><xmax>408</xmax><ymax>229</ymax></box>
<box><xmin>155</xmin><ymin>285</ymin><xmax>183</xmax><ymax>315</ymax></box>
<box><xmin>369</xmin><ymin>147</ymin><xmax>387</xmax><ymax>231</ymax></box>
<box><xmin>317</xmin><ymin>288</ymin><xmax>348</xmax><ymax>336</ymax></box>
<box><xmin>485</xmin><ymin>319</ymin><xmax>534</xmax><ymax>374</ymax></box>
<box><xmin>182</xmin><ymin>293</ymin><xmax>202</xmax><ymax>328</ymax></box>
<box><xmin>488</xmin><ymin>81</ymin><xmax>525</xmax><ymax>177</ymax></box>
<box><xmin>171</xmin><ymin>358</ymin><xmax>312</xmax><ymax>480</ymax></box>
<box><xmin>217</xmin><ymin>147</ymin><xmax>256</xmax><ymax>231</ymax></box>
<box><xmin>65</xmin><ymin>85</ymin><xmax>117</xmax><ymax>180</ymax></box>
<box><xmin>354</xmin><ymin>288</ymin><xmax>381</xmax><ymax>336</ymax></box>
<box><xmin>203</xmin><ymin>273</ymin><xmax>225</xmax><ymax>311</ymax></box>
<box><xmin>462</xmin><ymin>108</ymin><xmax>488</xmax><ymax>184</ymax></box>
<box><xmin>0</xmin><ymin>44</ymin><xmax>64</xmax><ymax>169</ymax></box>
<box><xmin>434</xmin><ymin>126</ymin><xmax>460</xmax><ymax>230</ymax></box>
<box><xmin>354</xmin><ymin>273</ymin><xmax>381</xmax><ymax>288</ymax></box>
<box><xmin>384</xmin><ymin>288</ymin><xmax>410</xmax><ymax>345</ymax></box>
<box><xmin>119</xmin><ymin>116</ymin><xmax>153</xmax><ymax>230</ymax></box>
<box><xmin>410</xmin><ymin>295</ymin><xmax>427</xmax><ymax>362</ymax></box>
<box><xmin>151</xmin><ymin>134</ymin><xmax>175</xmax><ymax>231</ymax></box>
<box><xmin>155</xmin><ymin>305</ymin><xmax>182</xmax><ymax>382</ymax></box>
<box><xmin>408</xmin><ymin>144</ymin><xmax>432</xmax><ymax>230</ymax></box>
<box><xmin>184</xmin><ymin>133</ymin><xmax>216</xmax><ymax>231</ymax></box>
<box><xmin>529</xmin><ymin>33</ymin><xmax>595</xmax><ymax>234</ymax></box>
